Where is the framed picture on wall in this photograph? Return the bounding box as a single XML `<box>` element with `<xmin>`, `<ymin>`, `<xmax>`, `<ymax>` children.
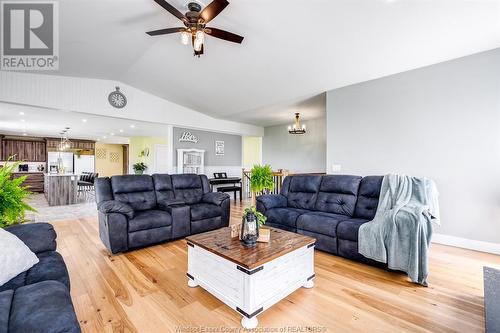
<box><xmin>215</xmin><ymin>141</ymin><xmax>224</xmax><ymax>156</ymax></box>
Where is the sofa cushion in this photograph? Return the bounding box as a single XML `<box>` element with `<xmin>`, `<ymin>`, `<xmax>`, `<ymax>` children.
<box><xmin>191</xmin><ymin>217</ymin><xmax>221</xmax><ymax>234</ymax></box>
<box><xmin>128</xmin><ymin>226</ymin><xmax>171</xmax><ymax>249</ymax></box>
<box><xmin>336</xmin><ymin>218</ymin><xmax>370</xmax><ymax>242</ymax></box>
<box><xmin>315</xmin><ymin>175</ymin><xmax>361</xmax><ymax>216</ymax></box>
<box><xmin>354</xmin><ymin>176</ymin><xmax>383</xmax><ymax>220</ymax></box>
<box><xmin>190</xmin><ymin>203</ymin><xmax>222</xmax><ymax>221</ymax></box>
<box><xmin>266</xmin><ymin>208</ymin><xmax>309</xmax><ymax>228</ymax></box>
<box><xmin>8</xmin><ymin>281</ymin><xmax>80</xmax><ymax>333</ymax></box>
<box><xmin>128</xmin><ymin>210</ymin><xmax>172</xmax><ymax>232</ymax></box>
<box><xmin>111</xmin><ymin>175</ymin><xmax>157</xmax><ymax>211</ymax></box>
<box><xmin>286</xmin><ymin>175</ymin><xmax>322</xmax><ymax>210</ymax></box>
<box><xmin>26</xmin><ymin>251</ymin><xmax>70</xmax><ymax>290</ymax></box>
<box><xmin>0</xmin><ymin>289</ymin><xmax>13</xmax><ymax>333</ymax></box>
<box><xmin>95</xmin><ymin>177</ymin><xmax>114</xmax><ymax>204</ymax></box>
<box><xmin>171</xmin><ymin>174</ymin><xmax>204</xmax><ymax>204</ymax></box>
<box><xmin>298</xmin><ymin>230</ymin><xmax>337</xmax><ymax>254</ymax></box>
<box><xmin>265</xmin><ymin>222</ymin><xmax>296</xmax><ymax>233</ymax></box>
<box><xmin>0</xmin><ymin>251</ymin><xmax>71</xmax><ymax>292</ymax></box>
<box><xmin>296</xmin><ymin>211</ymin><xmax>351</xmax><ymax>237</ymax></box>
<box><xmin>153</xmin><ymin>174</ymin><xmax>176</xmax><ymax>205</ymax></box>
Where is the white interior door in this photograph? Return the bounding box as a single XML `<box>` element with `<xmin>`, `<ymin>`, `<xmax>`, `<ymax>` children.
<box><xmin>154</xmin><ymin>144</ymin><xmax>169</xmax><ymax>174</ymax></box>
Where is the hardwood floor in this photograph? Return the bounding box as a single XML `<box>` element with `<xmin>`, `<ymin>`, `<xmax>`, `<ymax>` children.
<box><xmin>51</xmin><ymin>200</ymin><xmax>500</xmax><ymax>333</ymax></box>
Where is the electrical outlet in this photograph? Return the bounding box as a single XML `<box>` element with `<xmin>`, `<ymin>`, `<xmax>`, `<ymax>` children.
<box><xmin>331</xmin><ymin>164</ymin><xmax>342</xmax><ymax>173</ymax></box>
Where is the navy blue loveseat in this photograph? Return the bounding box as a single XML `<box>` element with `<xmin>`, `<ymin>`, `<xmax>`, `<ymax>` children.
<box><xmin>257</xmin><ymin>175</ymin><xmax>383</xmax><ymax>264</ymax></box>
<box><xmin>1</xmin><ymin>223</ymin><xmax>80</xmax><ymax>333</ymax></box>
<box><xmin>96</xmin><ymin>174</ymin><xmax>230</xmax><ymax>254</ymax></box>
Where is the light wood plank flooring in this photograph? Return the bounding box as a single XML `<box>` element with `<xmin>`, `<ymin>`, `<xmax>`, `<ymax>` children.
<box><xmin>51</xmin><ymin>200</ymin><xmax>500</xmax><ymax>333</ymax></box>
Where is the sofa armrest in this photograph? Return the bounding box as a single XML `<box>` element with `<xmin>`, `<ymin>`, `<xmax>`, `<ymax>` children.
<box><xmin>5</xmin><ymin>222</ymin><xmax>57</xmax><ymax>254</ymax></box>
<box><xmin>202</xmin><ymin>192</ymin><xmax>230</xmax><ymax>206</ymax></box>
<box><xmin>158</xmin><ymin>198</ymin><xmax>186</xmax><ymax>211</ymax></box>
<box><xmin>97</xmin><ymin>200</ymin><xmax>134</xmax><ymax>219</ymax></box>
<box><xmin>165</xmin><ymin>204</ymin><xmax>191</xmax><ymax>239</ymax></box>
<box><xmin>256</xmin><ymin>194</ymin><xmax>287</xmax><ymax>212</ymax></box>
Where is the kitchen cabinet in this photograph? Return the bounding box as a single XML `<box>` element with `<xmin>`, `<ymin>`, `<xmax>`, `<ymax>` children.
<box><xmin>11</xmin><ymin>173</ymin><xmax>44</xmax><ymax>192</ymax></box>
<box><xmin>1</xmin><ymin>139</ymin><xmax>46</xmax><ymax>162</ymax></box>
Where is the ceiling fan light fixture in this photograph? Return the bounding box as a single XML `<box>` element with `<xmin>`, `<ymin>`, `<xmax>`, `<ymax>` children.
<box><xmin>180</xmin><ymin>31</ymin><xmax>190</xmax><ymax>45</ymax></box>
<box><xmin>195</xmin><ymin>30</ymin><xmax>205</xmax><ymax>43</ymax></box>
<box><xmin>194</xmin><ymin>38</ymin><xmax>203</xmax><ymax>51</ymax></box>
<box><xmin>146</xmin><ymin>0</ymin><xmax>244</xmax><ymax>57</ymax></box>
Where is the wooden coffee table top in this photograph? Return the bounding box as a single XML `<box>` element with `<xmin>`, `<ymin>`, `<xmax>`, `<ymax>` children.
<box><xmin>186</xmin><ymin>227</ymin><xmax>316</xmax><ymax>270</ymax></box>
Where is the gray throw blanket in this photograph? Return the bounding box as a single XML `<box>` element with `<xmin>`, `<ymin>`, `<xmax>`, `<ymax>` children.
<box><xmin>358</xmin><ymin>174</ymin><xmax>440</xmax><ymax>286</ymax></box>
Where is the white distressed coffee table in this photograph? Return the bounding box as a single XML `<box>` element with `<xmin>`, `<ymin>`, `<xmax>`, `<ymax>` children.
<box><xmin>186</xmin><ymin>227</ymin><xmax>315</xmax><ymax>329</ymax></box>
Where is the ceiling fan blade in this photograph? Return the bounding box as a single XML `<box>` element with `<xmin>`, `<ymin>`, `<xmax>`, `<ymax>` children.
<box><xmin>199</xmin><ymin>0</ymin><xmax>229</xmax><ymax>23</ymax></box>
<box><xmin>153</xmin><ymin>0</ymin><xmax>187</xmax><ymax>22</ymax></box>
<box><xmin>205</xmin><ymin>27</ymin><xmax>244</xmax><ymax>44</ymax></box>
<box><xmin>146</xmin><ymin>27</ymin><xmax>185</xmax><ymax>36</ymax></box>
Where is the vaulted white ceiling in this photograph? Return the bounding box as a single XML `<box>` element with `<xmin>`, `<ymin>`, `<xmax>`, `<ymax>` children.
<box><xmin>50</xmin><ymin>0</ymin><xmax>500</xmax><ymax>125</ymax></box>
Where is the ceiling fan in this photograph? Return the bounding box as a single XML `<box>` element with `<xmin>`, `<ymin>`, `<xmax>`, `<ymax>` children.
<box><xmin>146</xmin><ymin>0</ymin><xmax>244</xmax><ymax>57</ymax></box>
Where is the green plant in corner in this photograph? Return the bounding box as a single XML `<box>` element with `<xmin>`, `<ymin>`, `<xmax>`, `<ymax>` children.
<box><xmin>132</xmin><ymin>162</ymin><xmax>147</xmax><ymax>175</ymax></box>
<box><xmin>243</xmin><ymin>206</ymin><xmax>267</xmax><ymax>227</ymax></box>
<box><xmin>249</xmin><ymin>164</ymin><xmax>274</xmax><ymax>203</ymax></box>
<box><xmin>0</xmin><ymin>159</ymin><xmax>36</xmax><ymax>228</ymax></box>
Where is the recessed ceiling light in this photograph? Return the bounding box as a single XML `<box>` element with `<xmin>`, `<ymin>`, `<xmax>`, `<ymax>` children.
<box><xmin>96</xmin><ymin>138</ymin><xmax>100</xmax><ymax>141</ymax></box>
<box><xmin>20</xmin><ymin>119</ymin><xmax>25</xmax><ymax>122</ymax></box>
<box><xmin>129</xmin><ymin>124</ymin><xmax>135</xmax><ymax>128</ymax></box>
<box><xmin>19</xmin><ymin>112</ymin><xmax>24</xmax><ymax>116</ymax></box>
<box><xmin>103</xmin><ymin>136</ymin><xmax>107</xmax><ymax>139</ymax></box>
<box><xmin>110</xmin><ymin>133</ymin><xmax>115</xmax><ymax>136</ymax></box>
<box><xmin>22</xmin><ymin>133</ymin><xmax>27</xmax><ymax>136</ymax></box>
<box><xmin>82</xmin><ymin>119</ymin><xmax>87</xmax><ymax>123</ymax></box>
<box><xmin>119</xmin><ymin>129</ymin><xmax>124</xmax><ymax>133</ymax></box>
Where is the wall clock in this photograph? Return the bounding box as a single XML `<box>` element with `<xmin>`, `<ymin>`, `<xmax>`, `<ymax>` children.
<box><xmin>108</xmin><ymin>87</ymin><xmax>127</xmax><ymax>109</ymax></box>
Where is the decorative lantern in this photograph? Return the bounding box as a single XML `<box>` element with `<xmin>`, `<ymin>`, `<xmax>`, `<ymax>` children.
<box><xmin>240</xmin><ymin>211</ymin><xmax>259</xmax><ymax>247</ymax></box>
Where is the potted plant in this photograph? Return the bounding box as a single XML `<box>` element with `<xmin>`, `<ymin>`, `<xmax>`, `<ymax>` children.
<box><xmin>0</xmin><ymin>160</ymin><xmax>36</xmax><ymax>228</ymax></box>
<box><xmin>240</xmin><ymin>206</ymin><xmax>267</xmax><ymax>247</ymax></box>
<box><xmin>132</xmin><ymin>162</ymin><xmax>147</xmax><ymax>175</ymax></box>
<box><xmin>249</xmin><ymin>164</ymin><xmax>275</xmax><ymax>205</ymax></box>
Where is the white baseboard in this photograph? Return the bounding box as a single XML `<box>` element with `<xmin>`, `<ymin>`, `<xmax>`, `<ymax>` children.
<box><xmin>432</xmin><ymin>233</ymin><xmax>500</xmax><ymax>255</ymax></box>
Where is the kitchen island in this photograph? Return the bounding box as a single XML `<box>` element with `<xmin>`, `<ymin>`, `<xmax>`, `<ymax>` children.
<box><xmin>44</xmin><ymin>174</ymin><xmax>79</xmax><ymax>206</ymax></box>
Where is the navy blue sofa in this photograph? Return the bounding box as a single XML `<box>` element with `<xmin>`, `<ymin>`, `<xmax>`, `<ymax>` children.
<box><xmin>257</xmin><ymin>175</ymin><xmax>383</xmax><ymax>264</ymax></box>
<box><xmin>95</xmin><ymin>174</ymin><xmax>231</xmax><ymax>254</ymax></box>
<box><xmin>1</xmin><ymin>223</ymin><xmax>80</xmax><ymax>333</ymax></box>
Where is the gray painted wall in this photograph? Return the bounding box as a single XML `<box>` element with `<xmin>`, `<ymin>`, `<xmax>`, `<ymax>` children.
<box><xmin>326</xmin><ymin>48</ymin><xmax>500</xmax><ymax>243</ymax></box>
<box><xmin>263</xmin><ymin>117</ymin><xmax>326</xmax><ymax>174</ymax></box>
<box><xmin>173</xmin><ymin>127</ymin><xmax>242</xmax><ymax>166</ymax></box>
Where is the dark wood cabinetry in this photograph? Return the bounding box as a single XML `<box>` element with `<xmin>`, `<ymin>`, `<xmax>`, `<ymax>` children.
<box><xmin>11</xmin><ymin>173</ymin><xmax>44</xmax><ymax>193</ymax></box>
<box><xmin>1</xmin><ymin>139</ymin><xmax>47</xmax><ymax>162</ymax></box>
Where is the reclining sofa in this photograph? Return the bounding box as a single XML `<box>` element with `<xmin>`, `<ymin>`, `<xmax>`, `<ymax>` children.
<box><xmin>257</xmin><ymin>174</ymin><xmax>383</xmax><ymax>264</ymax></box>
<box><xmin>1</xmin><ymin>223</ymin><xmax>80</xmax><ymax>333</ymax></box>
<box><xmin>95</xmin><ymin>174</ymin><xmax>230</xmax><ymax>254</ymax></box>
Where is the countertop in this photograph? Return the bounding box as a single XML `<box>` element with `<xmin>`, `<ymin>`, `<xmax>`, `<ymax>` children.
<box><xmin>44</xmin><ymin>173</ymin><xmax>77</xmax><ymax>177</ymax></box>
<box><xmin>12</xmin><ymin>171</ymin><xmax>45</xmax><ymax>174</ymax></box>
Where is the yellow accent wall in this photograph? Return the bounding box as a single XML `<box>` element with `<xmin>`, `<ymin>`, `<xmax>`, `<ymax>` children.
<box><xmin>95</xmin><ymin>143</ymin><xmax>124</xmax><ymax>177</ymax></box>
<box><xmin>129</xmin><ymin>136</ymin><xmax>168</xmax><ymax>174</ymax></box>
<box><xmin>243</xmin><ymin>136</ymin><xmax>262</xmax><ymax>169</ymax></box>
